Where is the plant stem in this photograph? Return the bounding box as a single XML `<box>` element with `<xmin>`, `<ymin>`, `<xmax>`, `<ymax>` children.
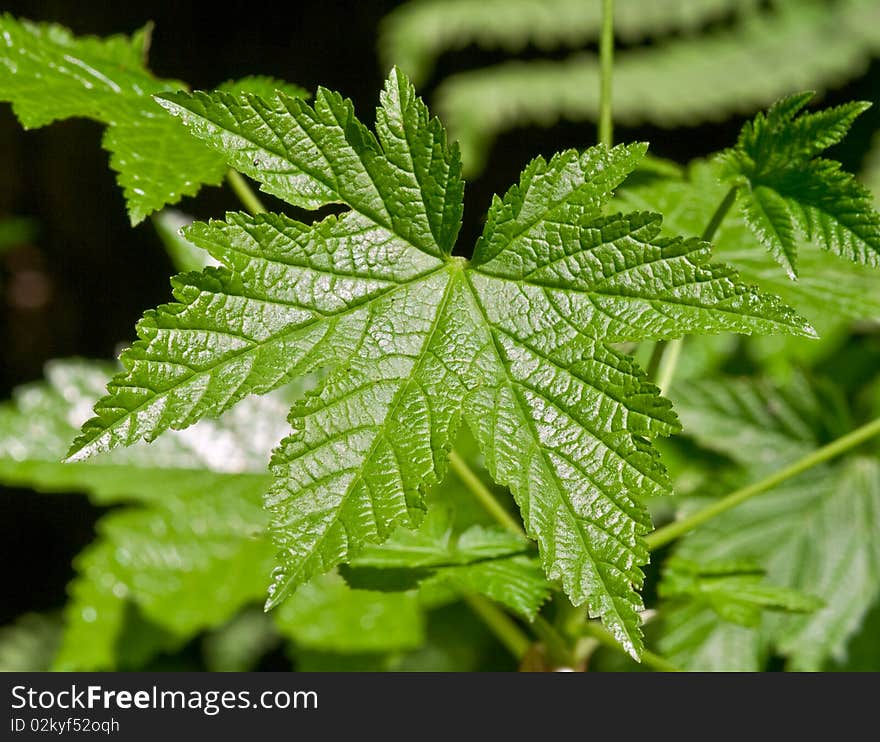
<box><xmin>655</xmin><ymin>338</ymin><xmax>683</xmax><ymax>396</ymax></box>
<box><xmin>645</xmin><ymin>340</ymin><xmax>666</xmax><ymax>383</ymax></box>
<box><xmin>700</xmin><ymin>185</ymin><xmax>738</xmax><ymax>242</ymax></box>
<box><xmin>448</xmin><ymin>450</ymin><xmax>526</xmax><ymax>538</ymax></box>
<box><xmin>463</xmin><ymin>594</ymin><xmax>531</xmax><ymax>660</ymax></box>
<box><xmin>598</xmin><ymin>0</ymin><xmax>614</xmax><ymax>147</ymax></box>
<box><xmin>226</xmin><ymin>169</ymin><xmax>266</xmax><ymax>215</ymax></box>
<box><xmin>533</xmin><ymin>616</ymin><xmax>576</xmax><ymax>668</ymax></box>
<box><xmin>647</xmin><ymin>415</ymin><xmax>880</xmax><ymax>551</ymax></box>
<box><xmin>646</xmin><ymin>337</ymin><xmax>683</xmax><ymax>394</ymax></box>
<box><xmin>579</xmin><ymin>622</ymin><xmax>680</xmax><ymax>672</ymax></box>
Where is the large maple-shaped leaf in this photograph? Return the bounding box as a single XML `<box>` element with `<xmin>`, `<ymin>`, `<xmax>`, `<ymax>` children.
<box><xmin>68</xmin><ymin>68</ymin><xmax>812</xmax><ymax>657</ymax></box>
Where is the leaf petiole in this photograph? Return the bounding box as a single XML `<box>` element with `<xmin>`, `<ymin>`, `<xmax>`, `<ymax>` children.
<box><xmin>448</xmin><ymin>450</ymin><xmax>526</xmax><ymax>538</ymax></box>
<box><xmin>226</xmin><ymin>169</ymin><xmax>267</xmax><ymax>215</ymax></box>
<box><xmin>462</xmin><ymin>593</ymin><xmax>531</xmax><ymax>660</ymax></box>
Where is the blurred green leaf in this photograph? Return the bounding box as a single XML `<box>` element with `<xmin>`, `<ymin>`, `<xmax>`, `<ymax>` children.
<box><xmin>659</xmin><ymin>557</ymin><xmax>821</xmax><ymax>627</ymax></box>
<box><xmin>274</xmin><ymin>573</ymin><xmax>424</xmax><ymax>653</ymax></box>
<box><xmin>381</xmin><ymin>0</ymin><xmax>753</xmax><ymax>86</ymax></box>
<box><xmin>0</xmin><ymin>613</ymin><xmax>61</xmax><ymax>671</ymax></box>
<box><xmin>435</xmin><ymin>0</ymin><xmax>880</xmax><ymax>173</ymax></box>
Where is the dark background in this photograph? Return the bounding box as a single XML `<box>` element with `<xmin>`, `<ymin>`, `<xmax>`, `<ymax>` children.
<box><xmin>1</xmin><ymin>0</ymin><xmax>878</xmax><ymax>626</ymax></box>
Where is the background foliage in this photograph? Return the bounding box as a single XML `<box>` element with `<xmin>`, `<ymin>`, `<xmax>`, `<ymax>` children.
<box><xmin>1</xmin><ymin>0</ymin><xmax>879</xmax><ymax>671</ymax></box>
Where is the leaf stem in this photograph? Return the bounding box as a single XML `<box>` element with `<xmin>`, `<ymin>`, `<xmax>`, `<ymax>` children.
<box><xmin>645</xmin><ymin>337</ymin><xmax>683</xmax><ymax>395</ymax></box>
<box><xmin>463</xmin><ymin>594</ymin><xmax>531</xmax><ymax>660</ymax></box>
<box><xmin>533</xmin><ymin>615</ymin><xmax>577</xmax><ymax>668</ymax></box>
<box><xmin>655</xmin><ymin>338</ymin><xmax>683</xmax><ymax>396</ymax></box>
<box><xmin>598</xmin><ymin>0</ymin><xmax>614</xmax><ymax>146</ymax></box>
<box><xmin>448</xmin><ymin>450</ymin><xmax>526</xmax><ymax>538</ymax></box>
<box><xmin>700</xmin><ymin>185</ymin><xmax>738</xmax><ymax>242</ymax></box>
<box><xmin>646</xmin><ymin>415</ymin><xmax>880</xmax><ymax>551</ymax></box>
<box><xmin>645</xmin><ymin>340</ymin><xmax>666</xmax><ymax>382</ymax></box>
<box><xmin>578</xmin><ymin>622</ymin><xmax>680</xmax><ymax>672</ymax></box>
<box><xmin>226</xmin><ymin>169</ymin><xmax>266</xmax><ymax>215</ymax></box>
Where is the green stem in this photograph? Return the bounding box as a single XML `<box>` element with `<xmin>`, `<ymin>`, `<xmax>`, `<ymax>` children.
<box><xmin>645</xmin><ymin>340</ymin><xmax>666</xmax><ymax>383</ymax></box>
<box><xmin>533</xmin><ymin>616</ymin><xmax>576</xmax><ymax>668</ymax></box>
<box><xmin>655</xmin><ymin>338</ymin><xmax>683</xmax><ymax>396</ymax></box>
<box><xmin>646</xmin><ymin>337</ymin><xmax>682</xmax><ymax>394</ymax></box>
<box><xmin>701</xmin><ymin>185</ymin><xmax>738</xmax><ymax>242</ymax></box>
<box><xmin>449</xmin><ymin>450</ymin><xmax>526</xmax><ymax>538</ymax></box>
<box><xmin>463</xmin><ymin>594</ymin><xmax>531</xmax><ymax>660</ymax></box>
<box><xmin>579</xmin><ymin>622</ymin><xmax>680</xmax><ymax>672</ymax></box>
<box><xmin>226</xmin><ymin>169</ymin><xmax>266</xmax><ymax>215</ymax></box>
<box><xmin>647</xmin><ymin>415</ymin><xmax>880</xmax><ymax>551</ymax></box>
<box><xmin>598</xmin><ymin>0</ymin><xmax>614</xmax><ymax>147</ymax></box>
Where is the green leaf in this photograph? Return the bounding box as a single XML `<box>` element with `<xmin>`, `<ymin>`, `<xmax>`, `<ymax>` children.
<box><xmin>49</xmin><ymin>470</ymin><xmax>276</xmax><ymax>670</ymax></box>
<box><xmin>202</xmin><ymin>610</ymin><xmax>280</xmax><ymax>672</ymax></box>
<box><xmin>156</xmin><ymin>66</ymin><xmax>463</xmax><ymax>257</ymax></box>
<box><xmin>658</xmin><ymin>603</ymin><xmax>764</xmax><ymax>672</ymax></box>
<box><xmin>675</xmin><ymin>456</ymin><xmax>880</xmax><ymax>670</ymax></box>
<box><xmin>0</xmin><ymin>360</ymin><xmax>289</xmax><ymax>670</ymax></box>
<box><xmin>660</xmin><ymin>375</ymin><xmax>880</xmax><ymax>670</ymax></box>
<box><xmin>0</xmin><ymin>15</ymin><xmax>230</xmax><ymax>223</ymax></box>
<box><xmin>436</xmin><ymin>0</ymin><xmax>880</xmax><ymax>173</ymax></box>
<box><xmin>345</xmin><ymin>508</ymin><xmax>550</xmax><ymax>619</ymax></box>
<box><xmin>737</xmin><ymin>185</ymin><xmax>799</xmax><ymax>278</ymax></box>
<box><xmin>669</xmin><ymin>373</ymin><xmax>848</xmax><ymax>471</ymax></box>
<box><xmin>0</xmin><ymin>360</ymin><xmax>295</xmax><ymax>498</ymax></box>
<box><xmin>53</xmin><ymin>541</ymin><xmax>129</xmax><ymax>671</ymax></box>
<box><xmin>615</xmin><ymin>161</ymin><xmax>880</xmax><ymax>324</ymax></box>
<box><xmin>70</xmin><ymin>70</ymin><xmax>812</xmax><ymax>658</ymax></box>
<box><xmin>659</xmin><ymin>557</ymin><xmax>821</xmax><ymax>627</ymax></box>
<box><xmin>718</xmin><ymin>93</ymin><xmax>880</xmax><ymax>273</ymax></box>
<box><xmin>273</xmin><ymin>573</ymin><xmax>424</xmax><ymax>652</ymax></box>
<box><xmin>380</xmin><ymin>0</ymin><xmax>751</xmax><ymax>86</ymax></box>
<box><xmin>352</xmin><ymin>508</ymin><xmax>527</xmax><ymax>569</ymax></box>
<box><xmin>424</xmin><ymin>555</ymin><xmax>552</xmax><ymax>620</ymax></box>
<box><xmin>0</xmin><ymin>613</ymin><xmax>61</xmax><ymax>671</ymax></box>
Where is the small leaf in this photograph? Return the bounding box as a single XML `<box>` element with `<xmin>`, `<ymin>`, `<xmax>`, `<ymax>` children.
<box><xmin>615</xmin><ymin>160</ymin><xmax>880</xmax><ymax>324</ymax></box>
<box><xmin>718</xmin><ymin>93</ymin><xmax>880</xmax><ymax>274</ymax></box>
<box><xmin>659</xmin><ymin>557</ymin><xmax>822</xmax><ymax>628</ymax></box>
<box><xmin>424</xmin><ymin>555</ymin><xmax>552</xmax><ymax>620</ymax></box>
<box><xmin>0</xmin><ymin>15</ymin><xmax>229</xmax><ymax>223</ymax></box>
